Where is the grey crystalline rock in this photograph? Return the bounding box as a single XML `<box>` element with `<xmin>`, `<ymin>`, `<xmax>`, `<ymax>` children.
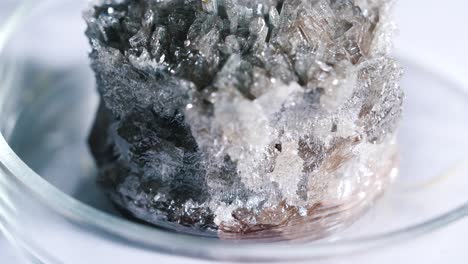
<box><xmin>85</xmin><ymin>0</ymin><xmax>403</xmax><ymax>240</ymax></box>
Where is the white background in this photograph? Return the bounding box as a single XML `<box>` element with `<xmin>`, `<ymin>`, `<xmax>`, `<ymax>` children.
<box><xmin>1</xmin><ymin>0</ymin><xmax>468</xmax><ymax>263</ymax></box>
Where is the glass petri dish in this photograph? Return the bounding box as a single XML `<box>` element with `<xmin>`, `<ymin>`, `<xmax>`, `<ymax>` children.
<box><xmin>0</xmin><ymin>1</ymin><xmax>467</xmax><ymax>263</ymax></box>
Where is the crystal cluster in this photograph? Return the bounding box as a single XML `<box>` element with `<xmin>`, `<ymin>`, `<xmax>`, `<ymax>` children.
<box><xmin>85</xmin><ymin>0</ymin><xmax>403</xmax><ymax>240</ymax></box>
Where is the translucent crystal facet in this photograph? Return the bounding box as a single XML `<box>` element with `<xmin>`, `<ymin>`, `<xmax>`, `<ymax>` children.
<box><xmin>85</xmin><ymin>0</ymin><xmax>403</xmax><ymax>240</ymax></box>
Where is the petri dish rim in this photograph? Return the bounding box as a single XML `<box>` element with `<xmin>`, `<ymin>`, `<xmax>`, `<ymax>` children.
<box><xmin>0</xmin><ymin>1</ymin><xmax>468</xmax><ymax>261</ymax></box>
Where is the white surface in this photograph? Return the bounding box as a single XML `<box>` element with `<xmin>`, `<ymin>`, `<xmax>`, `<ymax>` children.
<box><xmin>1</xmin><ymin>0</ymin><xmax>468</xmax><ymax>263</ymax></box>
<box><xmin>0</xmin><ymin>238</ymin><xmax>22</xmax><ymax>263</ymax></box>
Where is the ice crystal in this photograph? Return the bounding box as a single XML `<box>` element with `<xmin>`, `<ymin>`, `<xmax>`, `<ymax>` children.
<box><xmin>85</xmin><ymin>0</ymin><xmax>403</xmax><ymax>239</ymax></box>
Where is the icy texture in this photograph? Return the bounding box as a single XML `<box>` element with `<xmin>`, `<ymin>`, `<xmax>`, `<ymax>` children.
<box><xmin>85</xmin><ymin>0</ymin><xmax>403</xmax><ymax>239</ymax></box>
